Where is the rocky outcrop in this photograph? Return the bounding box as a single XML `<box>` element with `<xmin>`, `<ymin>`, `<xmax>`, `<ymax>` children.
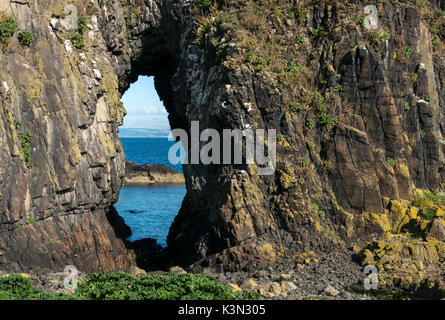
<box><xmin>353</xmin><ymin>192</ymin><xmax>445</xmax><ymax>296</ymax></box>
<box><xmin>124</xmin><ymin>162</ymin><xmax>185</xmax><ymax>185</ymax></box>
<box><xmin>165</xmin><ymin>0</ymin><xmax>445</xmax><ymax>272</ymax></box>
<box><xmin>0</xmin><ymin>0</ymin><xmax>135</xmax><ymax>272</ymax></box>
<box><xmin>0</xmin><ymin>0</ymin><xmax>444</xmax><ymax>275</ymax></box>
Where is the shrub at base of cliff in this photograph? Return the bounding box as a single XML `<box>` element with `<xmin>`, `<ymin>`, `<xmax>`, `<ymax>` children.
<box><xmin>0</xmin><ymin>275</ymin><xmax>71</xmax><ymax>300</ymax></box>
<box><xmin>0</xmin><ymin>273</ymin><xmax>261</xmax><ymax>300</ymax></box>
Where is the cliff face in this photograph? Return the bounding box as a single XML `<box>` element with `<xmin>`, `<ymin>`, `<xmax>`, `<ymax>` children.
<box><xmin>166</xmin><ymin>0</ymin><xmax>445</xmax><ymax>272</ymax></box>
<box><xmin>0</xmin><ymin>0</ymin><xmax>136</xmax><ymax>272</ymax></box>
<box><xmin>0</xmin><ymin>0</ymin><xmax>444</xmax><ymax>273</ymax></box>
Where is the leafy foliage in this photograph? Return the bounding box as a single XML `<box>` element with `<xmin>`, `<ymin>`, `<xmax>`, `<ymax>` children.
<box><xmin>198</xmin><ymin>0</ymin><xmax>212</xmax><ymax>9</ymax></box>
<box><xmin>77</xmin><ymin>16</ymin><xmax>87</xmax><ymax>33</ymax></box>
<box><xmin>289</xmin><ymin>102</ymin><xmax>302</xmax><ymax>112</ymax></box>
<box><xmin>0</xmin><ymin>275</ymin><xmax>72</xmax><ymax>300</ymax></box>
<box><xmin>121</xmin><ymin>0</ymin><xmax>133</xmax><ymax>6</ymax></box>
<box><xmin>0</xmin><ymin>16</ymin><xmax>16</xmax><ymax>42</ymax></box>
<box><xmin>18</xmin><ymin>31</ymin><xmax>34</xmax><ymax>47</ymax></box>
<box><xmin>13</xmin><ymin>119</ymin><xmax>33</xmax><ymax>168</ymax></box>
<box><xmin>387</xmin><ymin>157</ymin><xmax>396</xmax><ymax>167</ymax></box>
<box><xmin>18</xmin><ymin>132</ymin><xmax>33</xmax><ymax>168</ymax></box>
<box><xmin>71</xmin><ymin>33</ymin><xmax>85</xmax><ymax>49</ymax></box>
<box><xmin>317</xmin><ymin>105</ymin><xmax>338</xmax><ymax>126</ymax></box>
<box><xmin>413</xmin><ymin>191</ymin><xmax>445</xmax><ymax>208</ymax></box>
<box><xmin>306</xmin><ymin>118</ymin><xmax>315</xmax><ymax>128</ymax></box>
<box><xmin>369</xmin><ymin>30</ymin><xmax>390</xmax><ymax>44</ymax></box>
<box><xmin>0</xmin><ymin>273</ymin><xmax>261</xmax><ymax>301</ymax></box>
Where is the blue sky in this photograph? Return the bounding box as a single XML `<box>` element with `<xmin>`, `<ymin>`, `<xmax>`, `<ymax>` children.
<box><xmin>120</xmin><ymin>76</ymin><xmax>170</xmax><ymax>129</ymax></box>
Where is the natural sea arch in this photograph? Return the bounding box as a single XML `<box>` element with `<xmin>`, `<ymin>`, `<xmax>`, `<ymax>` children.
<box><xmin>1</xmin><ymin>0</ymin><xmax>441</xmax><ymax>274</ymax></box>
<box><xmin>113</xmin><ymin>76</ymin><xmax>186</xmax><ymax>266</ymax></box>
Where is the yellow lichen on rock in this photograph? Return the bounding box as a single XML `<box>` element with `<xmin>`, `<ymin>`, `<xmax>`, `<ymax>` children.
<box><xmin>259</xmin><ymin>243</ymin><xmax>275</xmax><ymax>257</ymax></box>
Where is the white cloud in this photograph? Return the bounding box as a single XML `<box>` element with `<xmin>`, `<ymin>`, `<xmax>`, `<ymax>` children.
<box><xmin>141</xmin><ymin>106</ymin><xmax>168</xmax><ymax>115</ymax></box>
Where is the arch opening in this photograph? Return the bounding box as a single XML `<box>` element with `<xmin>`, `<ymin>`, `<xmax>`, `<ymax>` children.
<box><xmin>113</xmin><ymin>75</ymin><xmax>186</xmax><ymax>270</ymax></box>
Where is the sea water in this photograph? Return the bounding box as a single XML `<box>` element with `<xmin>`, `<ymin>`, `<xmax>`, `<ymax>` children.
<box><xmin>114</xmin><ymin>138</ymin><xmax>186</xmax><ymax>246</ymax></box>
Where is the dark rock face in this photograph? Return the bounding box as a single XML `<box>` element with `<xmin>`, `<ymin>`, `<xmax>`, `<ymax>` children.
<box><xmin>427</xmin><ymin>219</ymin><xmax>445</xmax><ymax>241</ymax></box>
<box><xmin>0</xmin><ymin>0</ymin><xmax>444</xmax><ymax>273</ymax></box>
<box><xmin>0</xmin><ymin>0</ymin><xmax>136</xmax><ymax>272</ymax></box>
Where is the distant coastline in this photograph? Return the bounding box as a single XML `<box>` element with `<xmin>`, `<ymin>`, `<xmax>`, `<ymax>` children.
<box><xmin>119</xmin><ymin>128</ymin><xmax>171</xmax><ymax>139</ymax></box>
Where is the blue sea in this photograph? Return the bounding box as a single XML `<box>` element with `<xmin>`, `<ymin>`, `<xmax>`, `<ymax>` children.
<box><xmin>115</xmin><ymin>138</ymin><xmax>186</xmax><ymax>246</ymax></box>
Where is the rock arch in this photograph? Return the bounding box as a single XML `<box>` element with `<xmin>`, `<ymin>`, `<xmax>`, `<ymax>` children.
<box><xmin>0</xmin><ymin>0</ymin><xmax>444</xmax><ymax>273</ymax></box>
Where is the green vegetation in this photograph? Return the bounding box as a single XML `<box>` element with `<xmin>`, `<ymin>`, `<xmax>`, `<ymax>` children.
<box><xmin>323</xmin><ymin>160</ymin><xmax>332</xmax><ymax>170</ymax></box>
<box><xmin>312</xmin><ymin>204</ymin><xmax>325</xmax><ymax>217</ymax></box>
<box><xmin>272</xmin><ymin>7</ymin><xmax>282</xmax><ymax>15</ymax></box>
<box><xmin>18</xmin><ymin>31</ymin><xmax>34</xmax><ymax>47</ymax></box>
<box><xmin>422</xmin><ymin>207</ymin><xmax>437</xmax><ymax>220</ymax></box>
<box><xmin>198</xmin><ymin>0</ymin><xmax>212</xmax><ymax>9</ymax></box>
<box><xmin>0</xmin><ymin>273</ymin><xmax>261</xmax><ymax>300</ymax></box>
<box><xmin>289</xmin><ymin>102</ymin><xmax>302</xmax><ymax>112</ymax></box>
<box><xmin>311</xmin><ymin>91</ymin><xmax>324</xmax><ymax>106</ymax></box>
<box><xmin>349</xmin><ymin>16</ymin><xmax>365</xmax><ymax>28</ymax></box>
<box><xmin>71</xmin><ymin>33</ymin><xmax>85</xmax><ymax>49</ymax></box>
<box><xmin>310</xmin><ymin>26</ymin><xmax>327</xmax><ymax>39</ymax></box>
<box><xmin>401</xmin><ymin>46</ymin><xmax>412</xmax><ymax>59</ymax></box>
<box><xmin>409</xmin><ymin>72</ymin><xmax>419</xmax><ymax>84</ymax></box>
<box><xmin>18</xmin><ymin>132</ymin><xmax>33</xmax><ymax>168</ymax></box>
<box><xmin>0</xmin><ymin>16</ymin><xmax>16</xmax><ymax>42</ymax></box>
<box><xmin>214</xmin><ymin>39</ymin><xmax>228</xmax><ymax>63</ymax></box>
<box><xmin>317</xmin><ymin>105</ymin><xmax>338</xmax><ymax>126</ymax></box>
<box><xmin>300</xmin><ymin>157</ymin><xmax>310</xmax><ymax>167</ymax></box>
<box><xmin>13</xmin><ymin>119</ymin><xmax>33</xmax><ymax>168</ymax></box>
<box><xmin>334</xmin><ymin>84</ymin><xmax>343</xmax><ymax>92</ymax></box>
<box><xmin>99</xmin><ymin>0</ymin><xmax>107</xmax><ymax>7</ymax></box>
<box><xmin>277</xmin><ymin>60</ymin><xmax>302</xmax><ymax>85</ymax></box>
<box><xmin>306</xmin><ymin>118</ymin><xmax>316</xmax><ymax>128</ymax></box>
<box><xmin>387</xmin><ymin>157</ymin><xmax>396</xmax><ymax>167</ymax></box>
<box><xmin>369</xmin><ymin>30</ymin><xmax>390</xmax><ymax>44</ymax></box>
<box><xmin>432</xmin><ymin>35</ymin><xmax>440</xmax><ymax>48</ymax></box>
<box><xmin>13</xmin><ymin>119</ymin><xmax>21</xmax><ymax>130</ymax></box>
<box><xmin>412</xmin><ymin>191</ymin><xmax>445</xmax><ymax>221</ymax></box>
<box><xmin>121</xmin><ymin>0</ymin><xmax>133</xmax><ymax>6</ymax></box>
<box><xmin>296</xmin><ymin>7</ymin><xmax>307</xmax><ymax>23</ymax></box>
<box><xmin>404</xmin><ymin>102</ymin><xmax>410</xmax><ymax>111</ymax></box>
<box><xmin>277</xmin><ymin>134</ymin><xmax>284</xmax><ymax>142</ymax></box>
<box><xmin>413</xmin><ymin>191</ymin><xmax>445</xmax><ymax>208</ymax></box>
<box><xmin>0</xmin><ymin>275</ymin><xmax>70</xmax><ymax>300</ymax></box>
<box><xmin>77</xmin><ymin>16</ymin><xmax>87</xmax><ymax>33</ymax></box>
<box><xmin>419</xmin><ymin>129</ymin><xmax>426</xmax><ymax>138</ymax></box>
<box><xmin>21</xmin><ymin>218</ymin><xmax>35</xmax><ymax>226</ymax></box>
<box><xmin>423</xmin><ymin>95</ymin><xmax>432</xmax><ymax>102</ymax></box>
<box><xmin>255</xmin><ymin>56</ymin><xmax>267</xmax><ymax>71</ymax></box>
